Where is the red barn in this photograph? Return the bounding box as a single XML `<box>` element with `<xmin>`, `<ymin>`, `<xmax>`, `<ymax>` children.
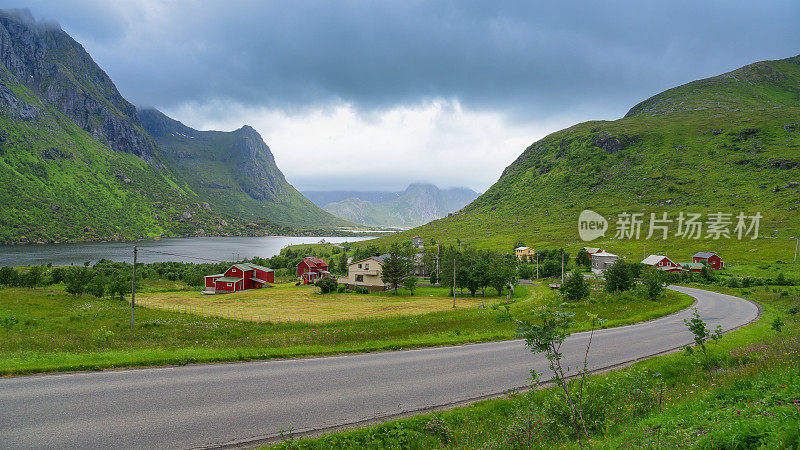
<box><xmin>204</xmin><ymin>263</ymin><xmax>275</xmax><ymax>293</ymax></box>
<box><xmin>297</xmin><ymin>257</ymin><xmax>329</xmax><ymax>284</ymax></box>
<box><xmin>693</xmin><ymin>252</ymin><xmax>724</xmax><ymax>270</ymax></box>
<box><xmin>641</xmin><ymin>254</ymin><xmax>683</xmax><ymax>272</ymax></box>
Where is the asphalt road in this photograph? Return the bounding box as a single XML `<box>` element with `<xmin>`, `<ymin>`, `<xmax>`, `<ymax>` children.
<box><xmin>0</xmin><ymin>286</ymin><xmax>759</xmax><ymax>449</ymax></box>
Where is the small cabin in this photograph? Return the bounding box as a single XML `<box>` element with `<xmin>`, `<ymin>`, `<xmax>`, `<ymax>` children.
<box><xmin>693</xmin><ymin>252</ymin><xmax>724</xmax><ymax>270</ymax></box>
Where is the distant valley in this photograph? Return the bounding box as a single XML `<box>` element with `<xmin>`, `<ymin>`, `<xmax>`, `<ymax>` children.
<box><xmin>304</xmin><ymin>183</ymin><xmax>479</xmax><ymax>228</ymax></box>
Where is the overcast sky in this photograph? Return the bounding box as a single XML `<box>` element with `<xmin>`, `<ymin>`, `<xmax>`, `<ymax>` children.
<box><xmin>3</xmin><ymin>1</ymin><xmax>800</xmax><ymax>191</ymax></box>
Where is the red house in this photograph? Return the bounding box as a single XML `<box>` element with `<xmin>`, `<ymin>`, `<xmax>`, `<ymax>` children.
<box><xmin>693</xmin><ymin>252</ymin><xmax>724</xmax><ymax>270</ymax></box>
<box><xmin>204</xmin><ymin>263</ymin><xmax>275</xmax><ymax>293</ymax></box>
<box><xmin>641</xmin><ymin>254</ymin><xmax>683</xmax><ymax>272</ymax></box>
<box><xmin>297</xmin><ymin>257</ymin><xmax>329</xmax><ymax>284</ymax></box>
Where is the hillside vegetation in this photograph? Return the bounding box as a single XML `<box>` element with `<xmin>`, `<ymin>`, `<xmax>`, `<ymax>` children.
<box><xmin>365</xmin><ymin>55</ymin><xmax>800</xmax><ymax>262</ymax></box>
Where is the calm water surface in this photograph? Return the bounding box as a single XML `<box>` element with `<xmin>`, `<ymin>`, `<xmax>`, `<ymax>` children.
<box><xmin>0</xmin><ymin>236</ymin><xmax>374</xmax><ymax>266</ymax></box>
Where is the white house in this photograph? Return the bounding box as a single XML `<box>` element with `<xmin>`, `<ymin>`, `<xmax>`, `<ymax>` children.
<box><xmin>591</xmin><ymin>251</ymin><xmax>618</xmax><ymax>274</ymax></box>
<box><xmin>338</xmin><ymin>254</ymin><xmax>391</xmax><ymax>291</ymax></box>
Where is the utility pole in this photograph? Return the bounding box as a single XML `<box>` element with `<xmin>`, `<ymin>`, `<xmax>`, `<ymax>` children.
<box><xmin>131</xmin><ymin>245</ymin><xmax>137</xmax><ymax>330</ymax></box>
<box><xmin>452</xmin><ymin>258</ymin><xmax>456</xmax><ymax>308</ymax></box>
<box><xmin>794</xmin><ymin>238</ymin><xmax>799</xmax><ymax>262</ymax></box>
<box><xmin>536</xmin><ymin>254</ymin><xmax>539</xmax><ymax>279</ymax></box>
<box><xmin>561</xmin><ymin>249</ymin><xmax>564</xmax><ymax>284</ymax></box>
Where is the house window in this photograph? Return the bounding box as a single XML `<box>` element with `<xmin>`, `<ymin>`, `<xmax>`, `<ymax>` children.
<box><xmin>355</xmin><ymin>275</ymin><xmax>364</xmax><ymax>282</ymax></box>
<box><xmin>365</xmin><ymin>263</ymin><xmax>369</xmax><ymax>270</ymax></box>
<box><xmin>358</xmin><ymin>264</ymin><xmax>362</xmax><ymax>269</ymax></box>
<box><xmin>232</xmin><ymin>268</ymin><xmax>236</xmax><ymax>272</ymax></box>
<box><xmin>227</xmin><ymin>282</ymin><xmax>232</xmax><ymax>287</ymax></box>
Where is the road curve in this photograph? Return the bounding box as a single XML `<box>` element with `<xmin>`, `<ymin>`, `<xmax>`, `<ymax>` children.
<box><xmin>0</xmin><ymin>286</ymin><xmax>759</xmax><ymax>449</ymax></box>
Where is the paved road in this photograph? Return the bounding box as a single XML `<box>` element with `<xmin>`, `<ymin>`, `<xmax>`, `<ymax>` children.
<box><xmin>0</xmin><ymin>286</ymin><xmax>758</xmax><ymax>449</ymax></box>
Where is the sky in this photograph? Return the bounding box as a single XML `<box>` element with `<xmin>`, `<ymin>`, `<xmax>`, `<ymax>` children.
<box><xmin>3</xmin><ymin>1</ymin><xmax>800</xmax><ymax>191</ymax></box>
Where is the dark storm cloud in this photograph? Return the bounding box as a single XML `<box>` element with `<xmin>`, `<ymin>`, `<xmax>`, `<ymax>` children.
<box><xmin>3</xmin><ymin>0</ymin><xmax>800</xmax><ymax>118</ymax></box>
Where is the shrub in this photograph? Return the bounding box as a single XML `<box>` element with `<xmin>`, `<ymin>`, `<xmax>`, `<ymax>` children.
<box><xmin>423</xmin><ymin>416</ymin><xmax>452</xmax><ymax>445</ymax></box>
<box><xmin>315</xmin><ymin>277</ymin><xmax>338</xmax><ymax>294</ymax></box>
<box><xmin>561</xmin><ymin>268</ymin><xmax>589</xmax><ymax>301</ymax></box>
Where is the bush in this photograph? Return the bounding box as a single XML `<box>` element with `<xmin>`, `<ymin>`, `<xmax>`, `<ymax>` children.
<box><xmin>561</xmin><ymin>268</ymin><xmax>589</xmax><ymax>301</ymax></box>
<box><xmin>605</xmin><ymin>259</ymin><xmax>634</xmax><ymax>292</ymax></box>
<box><xmin>315</xmin><ymin>277</ymin><xmax>338</xmax><ymax>294</ymax></box>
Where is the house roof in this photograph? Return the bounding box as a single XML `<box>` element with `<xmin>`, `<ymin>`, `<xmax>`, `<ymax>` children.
<box><xmin>592</xmin><ymin>251</ymin><xmax>617</xmax><ymax>258</ymax></box>
<box><xmin>515</xmin><ymin>246</ymin><xmax>531</xmax><ymax>251</ymax></box>
<box><xmin>583</xmin><ymin>247</ymin><xmax>602</xmax><ymax>254</ymax></box>
<box><xmin>301</xmin><ymin>257</ymin><xmax>327</xmax><ymax>269</ymax></box>
<box><xmin>232</xmin><ymin>263</ymin><xmax>252</xmax><ymax>272</ymax></box>
<box><xmin>682</xmin><ymin>263</ymin><xmax>704</xmax><ymax>268</ymax></box>
<box><xmin>205</xmin><ymin>273</ymin><xmax>224</xmax><ymax>278</ymax></box>
<box><xmin>693</xmin><ymin>252</ymin><xmax>717</xmax><ymax>259</ymax></box>
<box><xmin>251</xmin><ymin>277</ymin><xmax>270</xmax><ymax>284</ymax></box>
<box><xmin>246</xmin><ymin>263</ymin><xmax>274</xmax><ymax>272</ymax></box>
<box><xmin>216</xmin><ymin>276</ymin><xmax>243</xmax><ymax>283</ymax></box>
<box><xmin>642</xmin><ymin>254</ymin><xmax>671</xmax><ymax>265</ymax></box>
<box><xmin>350</xmin><ymin>254</ymin><xmax>391</xmax><ymax>266</ymax></box>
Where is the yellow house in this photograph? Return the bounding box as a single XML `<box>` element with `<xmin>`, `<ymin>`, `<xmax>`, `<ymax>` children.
<box><xmin>515</xmin><ymin>246</ymin><xmax>535</xmax><ymax>261</ymax></box>
<box><xmin>338</xmin><ymin>254</ymin><xmax>391</xmax><ymax>291</ymax></box>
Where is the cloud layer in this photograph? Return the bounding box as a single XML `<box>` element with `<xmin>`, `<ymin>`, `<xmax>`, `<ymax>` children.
<box><xmin>2</xmin><ymin>0</ymin><xmax>799</xmax><ymax>190</ymax></box>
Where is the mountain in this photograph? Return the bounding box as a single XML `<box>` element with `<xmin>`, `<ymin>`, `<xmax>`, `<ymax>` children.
<box><xmin>139</xmin><ymin>108</ymin><xmax>350</xmax><ymax>228</ymax></box>
<box><xmin>368</xmin><ymin>55</ymin><xmax>800</xmax><ymax>261</ymax></box>
<box><xmin>320</xmin><ymin>183</ymin><xmax>480</xmax><ymax>227</ymax></box>
<box><xmin>0</xmin><ymin>10</ymin><xmax>344</xmax><ymax>243</ymax></box>
<box><xmin>303</xmin><ymin>190</ymin><xmax>401</xmax><ymax>207</ymax></box>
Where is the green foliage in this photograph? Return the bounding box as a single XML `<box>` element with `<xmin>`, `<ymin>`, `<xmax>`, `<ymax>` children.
<box><xmin>641</xmin><ymin>268</ymin><xmax>666</xmax><ymax>300</ymax></box>
<box><xmin>575</xmin><ymin>248</ymin><xmax>591</xmax><ymax>268</ymax></box>
<box><xmin>604</xmin><ymin>259</ymin><xmax>634</xmax><ymax>292</ymax></box>
<box><xmin>403</xmin><ymin>276</ymin><xmax>418</xmax><ymax>296</ymax></box>
<box><xmin>561</xmin><ymin>268</ymin><xmax>590</xmax><ymax>301</ymax></box>
<box><xmin>314</xmin><ymin>277</ymin><xmax>338</xmax><ymax>294</ymax></box>
<box><xmin>381</xmin><ymin>245</ymin><xmax>413</xmax><ymax>294</ymax></box>
<box><xmin>683</xmin><ymin>307</ymin><xmax>724</xmax><ymax>369</ymax></box>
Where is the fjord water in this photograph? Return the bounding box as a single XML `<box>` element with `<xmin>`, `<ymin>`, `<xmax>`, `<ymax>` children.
<box><xmin>0</xmin><ymin>236</ymin><xmax>372</xmax><ymax>266</ymax></box>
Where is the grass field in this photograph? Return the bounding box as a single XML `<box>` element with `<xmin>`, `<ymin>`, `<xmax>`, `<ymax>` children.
<box><xmin>266</xmin><ymin>284</ymin><xmax>800</xmax><ymax>449</ymax></box>
<box><xmin>137</xmin><ymin>284</ymin><xmax>488</xmax><ymax>323</ymax></box>
<box><xmin>0</xmin><ymin>281</ymin><xmax>691</xmax><ymax>376</ymax></box>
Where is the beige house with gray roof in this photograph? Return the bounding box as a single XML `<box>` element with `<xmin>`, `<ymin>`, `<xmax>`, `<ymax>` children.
<box><xmin>338</xmin><ymin>254</ymin><xmax>391</xmax><ymax>291</ymax></box>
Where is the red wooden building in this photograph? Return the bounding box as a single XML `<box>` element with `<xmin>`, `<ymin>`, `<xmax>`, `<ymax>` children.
<box><xmin>204</xmin><ymin>263</ymin><xmax>275</xmax><ymax>293</ymax></box>
<box><xmin>297</xmin><ymin>257</ymin><xmax>329</xmax><ymax>284</ymax></box>
<box><xmin>693</xmin><ymin>252</ymin><xmax>724</xmax><ymax>270</ymax></box>
<box><xmin>641</xmin><ymin>254</ymin><xmax>683</xmax><ymax>272</ymax></box>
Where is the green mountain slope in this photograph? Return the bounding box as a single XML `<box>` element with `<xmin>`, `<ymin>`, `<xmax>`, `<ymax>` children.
<box><xmin>0</xmin><ymin>9</ymin><xmax>343</xmax><ymax>242</ymax></box>
<box><xmin>369</xmin><ymin>55</ymin><xmax>800</xmax><ymax>262</ymax></box>
<box><xmin>321</xmin><ymin>183</ymin><xmax>479</xmax><ymax>227</ymax></box>
<box><xmin>139</xmin><ymin>108</ymin><xmax>350</xmax><ymax>228</ymax></box>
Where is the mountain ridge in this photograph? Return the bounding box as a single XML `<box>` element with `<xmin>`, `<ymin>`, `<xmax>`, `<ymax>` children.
<box><xmin>320</xmin><ymin>183</ymin><xmax>479</xmax><ymax>227</ymax></box>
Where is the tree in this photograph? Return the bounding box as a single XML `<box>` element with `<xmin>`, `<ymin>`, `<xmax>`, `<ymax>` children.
<box><xmin>381</xmin><ymin>246</ymin><xmax>412</xmax><ymax>294</ymax></box>
<box><xmin>574</xmin><ymin>248</ymin><xmax>591</xmax><ymax>268</ymax></box>
<box><xmin>404</xmin><ymin>276</ymin><xmax>418</xmax><ymax>295</ymax></box>
<box><xmin>0</xmin><ymin>266</ymin><xmax>19</xmax><ymax>286</ymax></box>
<box><xmin>540</xmin><ymin>260</ymin><xmax>561</xmax><ymax>278</ymax></box>
<box><xmin>338</xmin><ymin>252</ymin><xmax>348</xmax><ymax>276</ymax></box>
<box><xmin>488</xmin><ymin>255</ymin><xmax>515</xmax><ymax>296</ymax></box>
<box><xmin>516</xmin><ymin>308</ymin><xmax>603</xmax><ymax>449</ymax></box>
<box><xmin>109</xmin><ymin>276</ymin><xmax>131</xmax><ymax>300</ymax></box>
<box><xmin>604</xmin><ymin>259</ymin><xmax>634</xmax><ymax>292</ymax></box>
<box><xmin>683</xmin><ymin>307</ymin><xmax>723</xmax><ymax>370</ymax></box>
<box><xmin>86</xmin><ymin>275</ymin><xmax>106</xmax><ymax>298</ymax></box>
<box><xmin>429</xmin><ymin>270</ymin><xmax>438</xmax><ymax>285</ymax></box>
<box><xmin>561</xmin><ymin>268</ymin><xmax>590</xmax><ymax>301</ymax></box>
<box><xmin>642</xmin><ymin>268</ymin><xmax>666</xmax><ymax>300</ymax></box>
<box><xmin>315</xmin><ymin>277</ymin><xmax>338</xmax><ymax>294</ymax></box>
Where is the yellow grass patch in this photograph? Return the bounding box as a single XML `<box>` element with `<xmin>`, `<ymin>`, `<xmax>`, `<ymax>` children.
<box><xmin>137</xmin><ymin>283</ymin><xmax>488</xmax><ymax>323</ymax></box>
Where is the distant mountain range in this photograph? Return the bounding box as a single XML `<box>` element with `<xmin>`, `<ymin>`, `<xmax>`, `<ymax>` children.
<box><xmin>0</xmin><ymin>9</ymin><xmax>346</xmax><ymax>243</ymax></box>
<box><xmin>305</xmin><ymin>183</ymin><xmax>479</xmax><ymax>228</ymax></box>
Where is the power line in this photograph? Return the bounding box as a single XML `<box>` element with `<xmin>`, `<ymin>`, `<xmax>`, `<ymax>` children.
<box><xmin>136</xmin><ymin>248</ymin><xmax>232</xmax><ymax>263</ymax></box>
